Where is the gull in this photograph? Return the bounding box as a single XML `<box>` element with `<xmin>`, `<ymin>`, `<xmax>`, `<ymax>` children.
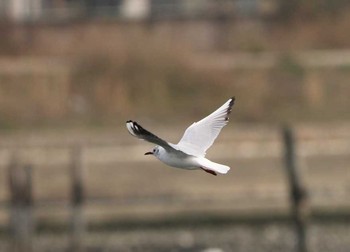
<box><xmin>126</xmin><ymin>97</ymin><xmax>235</xmax><ymax>176</ymax></box>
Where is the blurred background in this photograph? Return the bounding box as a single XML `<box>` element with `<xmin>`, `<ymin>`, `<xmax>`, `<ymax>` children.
<box><xmin>0</xmin><ymin>0</ymin><xmax>350</xmax><ymax>251</ymax></box>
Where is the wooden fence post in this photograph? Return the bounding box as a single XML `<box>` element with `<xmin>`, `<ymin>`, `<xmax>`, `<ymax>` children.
<box><xmin>8</xmin><ymin>152</ymin><xmax>34</xmax><ymax>252</ymax></box>
<box><xmin>282</xmin><ymin>126</ymin><xmax>309</xmax><ymax>252</ymax></box>
<box><xmin>70</xmin><ymin>146</ymin><xmax>85</xmax><ymax>252</ymax></box>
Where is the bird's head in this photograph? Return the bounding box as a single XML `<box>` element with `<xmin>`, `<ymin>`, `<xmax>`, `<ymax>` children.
<box><xmin>145</xmin><ymin>146</ymin><xmax>160</xmax><ymax>157</ymax></box>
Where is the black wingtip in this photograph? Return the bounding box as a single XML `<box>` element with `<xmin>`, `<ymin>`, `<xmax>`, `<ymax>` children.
<box><xmin>126</xmin><ymin>120</ymin><xmax>137</xmax><ymax>137</ymax></box>
<box><xmin>230</xmin><ymin>97</ymin><xmax>235</xmax><ymax>105</ymax></box>
<box><xmin>225</xmin><ymin>97</ymin><xmax>235</xmax><ymax>121</ymax></box>
<box><xmin>126</xmin><ymin>121</ymin><xmax>147</xmax><ymax>136</ymax></box>
<box><xmin>228</xmin><ymin>96</ymin><xmax>235</xmax><ymax>112</ymax></box>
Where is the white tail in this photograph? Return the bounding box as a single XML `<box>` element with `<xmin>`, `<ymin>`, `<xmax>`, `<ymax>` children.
<box><xmin>197</xmin><ymin>158</ymin><xmax>230</xmax><ymax>174</ymax></box>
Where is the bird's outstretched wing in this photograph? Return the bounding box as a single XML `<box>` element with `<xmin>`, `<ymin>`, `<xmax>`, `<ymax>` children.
<box><xmin>126</xmin><ymin>120</ymin><xmax>173</xmax><ymax>151</ymax></box>
<box><xmin>176</xmin><ymin>97</ymin><xmax>235</xmax><ymax>157</ymax></box>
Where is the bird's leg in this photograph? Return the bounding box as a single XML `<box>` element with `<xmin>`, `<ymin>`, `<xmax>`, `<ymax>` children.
<box><xmin>200</xmin><ymin>167</ymin><xmax>217</xmax><ymax>176</ymax></box>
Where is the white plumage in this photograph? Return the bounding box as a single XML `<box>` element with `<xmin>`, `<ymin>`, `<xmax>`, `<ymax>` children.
<box><xmin>126</xmin><ymin>97</ymin><xmax>235</xmax><ymax>176</ymax></box>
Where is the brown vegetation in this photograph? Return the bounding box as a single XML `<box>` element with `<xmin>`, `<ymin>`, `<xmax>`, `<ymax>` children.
<box><xmin>1</xmin><ymin>9</ymin><xmax>350</xmax><ymax>129</ymax></box>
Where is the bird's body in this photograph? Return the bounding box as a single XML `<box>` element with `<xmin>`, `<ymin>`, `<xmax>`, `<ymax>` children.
<box><xmin>155</xmin><ymin>146</ymin><xmax>198</xmax><ymax>169</ymax></box>
<box><xmin>159</xmin><ymin>154</ymin><xmax>194</xmax><ymax>169</ymax></box>
<box><xmin>126</xmin><ymin>97</ymin><xmax>235</xmax><ymax>176</ymax></box>
<box><xmin>154</xmin><ymin>145</ymin><xmax>230</xmax><ymax>175</ymax></box>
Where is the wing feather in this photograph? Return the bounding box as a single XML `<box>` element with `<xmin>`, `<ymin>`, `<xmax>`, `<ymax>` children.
<box><xmin>126</xmin><ymin>120</ymin><xmax>173</xmax><ymax>151</ymax></box>
<box><xmin>176</xmin><ymin>97</ymin><xmax>235</xmax><ymax>157</ymax></box>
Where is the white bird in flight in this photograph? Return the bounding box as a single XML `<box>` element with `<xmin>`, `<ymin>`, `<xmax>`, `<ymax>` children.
<box><xmin>126</xmin><ymin>97</ymin><xmax>235</xmax><ymax>176</ymax></box>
